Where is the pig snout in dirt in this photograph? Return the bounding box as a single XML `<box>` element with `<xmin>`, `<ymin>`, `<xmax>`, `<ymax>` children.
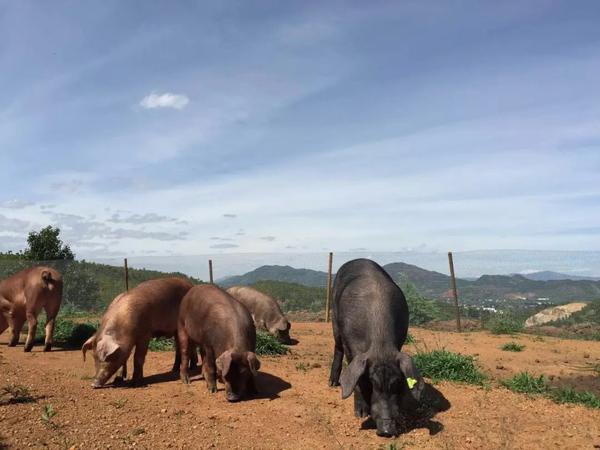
<box><xmin>178</xmin><ymin>284</ymin><xmax>261</xmax><ymax>402</ymax></box>
<box><xmin>82</xmin><ymin>334</ymin><xmax>127</xmax><ymax>388</ymax></box>
<box><xmin>329</xmin><ymin>258</ymin><xmax>426</xmax><ymax>437</ymax></box>
<box><xmin>216</xmin><ymin>350</ymin><xmax>260</xmax><ymax>402</ymax></box>
<box><xmin>226</xmin><ymin>286</ymin><xmax>294</xmax><ymax>344</ymax></box>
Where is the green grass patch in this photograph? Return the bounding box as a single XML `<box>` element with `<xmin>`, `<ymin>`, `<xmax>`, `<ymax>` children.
<box><xmin>413</xmin><ymin>350</ymin><xmax>487</xmax><ymax>385</ymax></box>
<box><xmin>501</xmin><ymin>372</ymin><xmax>548</xmax><ymax>394</ymax></box>
<box><xmin>487</xmin><ymin>315</ymin><xmax>524</xmax><ymax>334</ymax></box>
<box><xmin>405</xmin><ymin>333</ymin><xmax>416</xmax><ymax>344</ymax></box>
<box><xmin>256</xmin><ymin>331</ymin><xmax>288</xmax><ymax>356</ymax></box>
<box><xmin>501</xmin><ymin>342</ymin><xmax>525</xmax><ymax>352</ymax></box>
<box><xmin>550</xmin><ymin>387</ymin><xmax>600</xmax><ymax>409</ymax></box>
<box><xmin>148</xmin><ymin>337</ymin><xmax>174</xmax><ymax>352</ymax></box>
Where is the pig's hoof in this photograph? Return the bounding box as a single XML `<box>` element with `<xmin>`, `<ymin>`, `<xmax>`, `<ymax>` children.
<box><xmin>329</xmin><ymin>380</ymin><xmax>340</xmax><ymax>387</ymax></box>
<box><xmin>208</xmin><ymin>386</ymin><xmax>217</xmax><ymax>394</ymax></box>
<box><xmin>354</xmin><ymin>406</ymin><xmax>370</xmax><ymax>418</ymax></box>
<box><xmin>43</xmin><ymin>344</ymin><xmax>52</xmax><ymax>352</ymax></box>
<box><xmin>181</xmin><ymin>375</ymin><xmax>190</xmax><ymax>385</ymax></box>
<box><xmin>8</xmin><ymin>341</ymin><xmax>17</xmax><ymax>347</ymax></box>
<box><xmin>24</xmin><ymin>346</ymin><xmax>33</xmax><ymax>353</ymax></box>
<box><xmin>129</xmin><ymin>379</ymin><xmax>144</xmax><ymax>388</ymax></box>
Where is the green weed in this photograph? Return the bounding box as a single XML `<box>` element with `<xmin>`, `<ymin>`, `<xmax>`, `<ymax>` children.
<box><xmin>413</xmin><ymin>350</ymin><xmax>487</xmax><ymax>385</ymax></box>
<box><xmin>501</xmin><ymin>342</ymin><xmax>525</xmax><ymax>352</ymax></box>
<box><xmin>501</xmin><ymin>372</ymin><xmax>548</xmax><ymax>394</ymax></box>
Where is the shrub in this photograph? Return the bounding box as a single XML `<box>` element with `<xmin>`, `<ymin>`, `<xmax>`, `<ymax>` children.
<box><xmin>148</xmin><ymin>337</ymin><xmax>174</xmax><ymax>352</ymax></box>
<box><xmin>487</xmin><ymin>315</ymin><xmax>524</xmax><ymax>334</ymax></box>
<box><xmin>501</xmin><ymin>372</ymin><xmax>548</xmax><ymax>394</ymax></box>
<box><xmin>401</xmin><ymin>282</ymin><xmax>448</xmax><ymax>325</ymax></box>
<box><xmin>35</xmin><ymin>319</ymin><xmax>97</xmax><ymax>348</ymax></box>
<box><xmin>501</xmin><ymin>342</ymin><xmax>525</xmax><ymax>352</ymax></box>
<box><xmin>255</xmin><ymin>331</ymin><xmax>288</xmax><ymax>356</ymax></box>
<box><xmin>413</xmin><ymin>350</ymin><xmax>486</xmax><ymax>385</ymax></box>
<box><xmin>550</xmin><ymin>387</ymin><xmax>600</xmax><ymax>409</ymax></box>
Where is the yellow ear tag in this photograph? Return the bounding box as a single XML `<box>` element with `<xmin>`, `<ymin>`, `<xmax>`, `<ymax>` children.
<box><xmin>407</xmin><ymin>377</ymin><xmax>417</xmax><ymax>389</ymax></box>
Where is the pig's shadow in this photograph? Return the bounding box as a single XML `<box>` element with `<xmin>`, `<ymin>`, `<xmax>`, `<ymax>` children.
<box><xmin>253</xmin><ymin>371</ymin><xmax>292</xmax><ymax>400</ymax></box>
<box><xmin>360</xmin><ymin>383</ymin><xmax>450</xmax><ymax>436</ymax></box>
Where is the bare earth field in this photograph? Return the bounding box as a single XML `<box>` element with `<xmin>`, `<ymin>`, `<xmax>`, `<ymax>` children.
<box><xmin>2</xmin><ymin>322</ymin><xmax>600</xmax><ymax>449</ymax></box>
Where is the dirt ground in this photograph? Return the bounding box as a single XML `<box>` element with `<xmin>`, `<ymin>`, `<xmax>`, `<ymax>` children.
<box><xmin>1</xmin><ymin>323</ymin><xmax>600</xmax><ymax>450</ymax></box>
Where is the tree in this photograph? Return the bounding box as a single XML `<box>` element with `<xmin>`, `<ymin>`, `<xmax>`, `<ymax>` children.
<box><xmin>23</xmin><ymin>226</ymin><xmax>74</xmax><ymax>261</ymax></box>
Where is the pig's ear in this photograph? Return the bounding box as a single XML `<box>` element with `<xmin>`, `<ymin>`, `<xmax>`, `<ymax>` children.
<box><xmin>81</xmin><ymin>335</ymin><xmax>95</xmax><ymax>362</ymax></box>
<box><xmin>340</xmin><ymin>353</ymin><xmax>368</xmax><ymax>399</ymax></box>
<box><xmin>397</xmin><ymin>352</ymin><xmax>425</xmax><ymax>400</ymax></box>
<box><xmin>96</xmin><ymin>335</ymin><xmax>120</xmax><ymax>362</ymax></box>
<box><xmin>246</xmin><ymin>352</ymin><xmax>261</xmax><ymax>376</ymax></box>
<box><xmin>216</xmin><ymin>350</ymin><xmax>233</xmax><ymax>378</ymax></box>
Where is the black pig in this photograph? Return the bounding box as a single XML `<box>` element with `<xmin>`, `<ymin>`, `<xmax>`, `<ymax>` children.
<box><xmin>329</xmin><ymin>258</ymin><xmax>424</xmax><ymax>437</ymax></box>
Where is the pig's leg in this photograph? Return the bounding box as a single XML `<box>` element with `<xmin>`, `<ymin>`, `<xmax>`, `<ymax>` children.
<box><xmin>114</xmin><ymin>360</ymin><xmax>127</xmax><ymax>385</ymax></box>
<box><xmin>24</xmin><ymin>310</ymin><xmax>38</xmax><ymax>352</ymax></box>
<box><xmin>131</xmin><ymin>339</ymin><xmax>149</xmax><ymax>386</ymax></box>
<box><xmin>189</xmin><ymin>345</ymin><xmax>199</xmax><ymax>370</ymax></box>
<box><xmin>173</xmin><ymin>337</ymin><xmax>181</xmax><ymax>373</ymax></box>
<box><xmin>354</xmin><ymin>378</ymin><xmax>371</xmax><ymax>418</ymax></box>
<box><xmin>202</xmin><ymin>347</ymin><xmax>217</xmax><ymax>393</ymax></box>
<box><xmin>329</xmin><ymin>340</ymin><xmax>344</xmax><ymax>387</ymax></box>
<box><xmin>178</xmin><ymin>327</ymin><xmax>191</xmax><ymax>384</ymax></box>
<box><xmin>0</xmin><ymin>312</ymin><xmax>8</xmax><ymax>336</ymax></box>
<box><xmin>8</xmin><ymin>311</ymin><xmax>25</xmax><ymax>347</ymax></box>
<box><xmin>42</xmin><ymin>301</ymin><xmax>60</xmax><ymax>352</ymax></box>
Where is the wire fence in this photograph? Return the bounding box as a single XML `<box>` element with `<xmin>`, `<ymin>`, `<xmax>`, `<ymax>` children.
<box><xmin>1</xmin><ymin>252</ymin><xmax>471</xmax><ymax>328</ymax></box>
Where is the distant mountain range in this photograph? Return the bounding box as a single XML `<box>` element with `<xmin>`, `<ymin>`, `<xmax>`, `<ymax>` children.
<box><xmin>220</xmin><ymin>262</ymin><xmax>600</xmax><ymax>305</ymax></box>
<box><xmin>518</xmin><ymin>271</ymin><xmax>600</xmax><ymax>282</ymax></box>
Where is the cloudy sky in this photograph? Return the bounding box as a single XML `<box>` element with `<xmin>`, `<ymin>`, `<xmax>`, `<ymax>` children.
<box><xmin>2</xmin><ymin>1</ymin><xmax>600</xmax><ymax>260</ymax></box>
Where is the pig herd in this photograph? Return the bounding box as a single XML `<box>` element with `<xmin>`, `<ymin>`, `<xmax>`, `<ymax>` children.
<box><xmin>1</xmin><ymin>258</ymin><xmax>425</xmax><ymax>437</ymax></box>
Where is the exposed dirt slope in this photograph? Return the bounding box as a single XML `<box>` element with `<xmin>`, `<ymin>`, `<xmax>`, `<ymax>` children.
<box><xmin>1</xmin><ymin>323</ymin><xmax>600</xmax><ymax>449</ymax></box>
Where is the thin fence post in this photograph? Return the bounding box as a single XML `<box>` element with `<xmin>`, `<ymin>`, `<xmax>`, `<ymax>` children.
<box><xmin>325</xmin><ymin>252</ymin><xmax>333</xmax><ymax>322</ymax></box>
<box><xmin>448</xmin><ymin>251</ymin><xmax>462</xmax><ymax>332</ymax></box>
<box><xmin>209</xmin><ymin>259</ymin><xmax>214</xmax><ymax>284</ymax></box>
<box><xmin>124</xmin><ymin>257</ymin><xmax>129</xmax><ymax>292</ymax></box>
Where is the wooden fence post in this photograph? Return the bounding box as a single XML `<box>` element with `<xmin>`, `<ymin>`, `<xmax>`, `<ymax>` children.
<box><xmin>124</xmin><ymin>258</ymin><xmax>129</xmax><ymax>292</ymax></box>
<box><xmin>209</xmin><ymin>259</ymin><xmax>214</xmax><ymax>284</ymax></box>
<box><xmin>325</xmin><ymin>252</ymin><xmax>333</xmax><ymax>322</ymax></box>
<box><xmin>448</xmin><ymin>252</ymin><xmax>462</xmax><ymax>332</ymax></box>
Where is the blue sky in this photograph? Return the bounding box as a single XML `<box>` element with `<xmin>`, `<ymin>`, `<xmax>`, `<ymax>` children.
<box><xmin>2</xmin><ymin>1</ymin><xmax>600</xmax><ymax>259</ymax></box>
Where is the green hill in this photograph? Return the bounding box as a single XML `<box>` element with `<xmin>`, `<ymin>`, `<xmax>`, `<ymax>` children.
<box><xmin>220</xmin><ymin>265</ymin><xmax>328</xmax><ymax>288</ymax></box>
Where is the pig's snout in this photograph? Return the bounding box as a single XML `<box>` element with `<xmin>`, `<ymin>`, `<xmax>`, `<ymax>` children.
<box><xmin>226</xmin><ymin>392</ymin><xmax>241</xmax><ymax>402</ymax></box>
<box><xmin>376</xmin><ymin>419</ymin><xmax>399</xmax><ymax>438</ymax></box>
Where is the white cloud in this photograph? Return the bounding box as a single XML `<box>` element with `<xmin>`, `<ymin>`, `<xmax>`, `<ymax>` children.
<box><xmin>0</xmin><ymin>199</ymin><xmax>34</xmax><ymax>209</ymax></box>
<box><xmin>139</xmin><ymin>92</ymin><xmax>189</xmax><ymax>110</ymax></box>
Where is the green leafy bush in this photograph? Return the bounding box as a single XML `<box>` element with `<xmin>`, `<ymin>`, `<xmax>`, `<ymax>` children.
<box><xmin>501</xmin><ymin>342</ymin><xmax>525</xmax><ymax>352</ymax></box>
<box><xmin>148</xmin><ymin>337</ymin><xmax>175</xmax><ymax>352</ymax></box>
<box><xmin>401</xmin><ymin>282</ymin><xmax>448</xmax><ymax>325</ymax></box>
<box><xmin>501</xmin><ymin>372</ymin><xmax>548</xmax><ymax>394</ymax></box>
<box><xmin>413</xmin><ymin>350</ymin><xmax>486</xmax><ymax>385</ymax></box>
<box><xmin>35</xmin><ymin>319</ymin><xmax>97</xmax><ymax>348</ymax></box>
<box><xmin>256</xmin><ymin>331</ymin><xmax>288</xmax><ymax>356</ymax></box>
<box><xmin>487</xmin><ymin>315</ymin><xmax>524</xmax><ymax>334</ymax></box>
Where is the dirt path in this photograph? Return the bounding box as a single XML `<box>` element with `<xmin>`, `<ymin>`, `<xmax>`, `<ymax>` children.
<box><xmin>1</xmin><ymin>323</ymin><xmax>600</xmax><ymax>449</ymax></box>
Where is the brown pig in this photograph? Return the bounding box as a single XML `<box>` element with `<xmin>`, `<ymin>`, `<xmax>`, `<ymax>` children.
<box><xmin>81</xmin><ymin>277</ymin><xmax>194</xmax><ymax>388</ymax></box>
<box><xmin>0</xmin><ymin>266</ymin><xmax>63</xmax><ymax>352</ymax></box>
<box><xmin>226</xmin><ymin>286</ymin><xmax>292</xmax><ymax>344</ymax></box>
<box><xmin>178</xmin><ymin>284</ymin><xmax>260</xmax><ymax>402</ymax></box>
